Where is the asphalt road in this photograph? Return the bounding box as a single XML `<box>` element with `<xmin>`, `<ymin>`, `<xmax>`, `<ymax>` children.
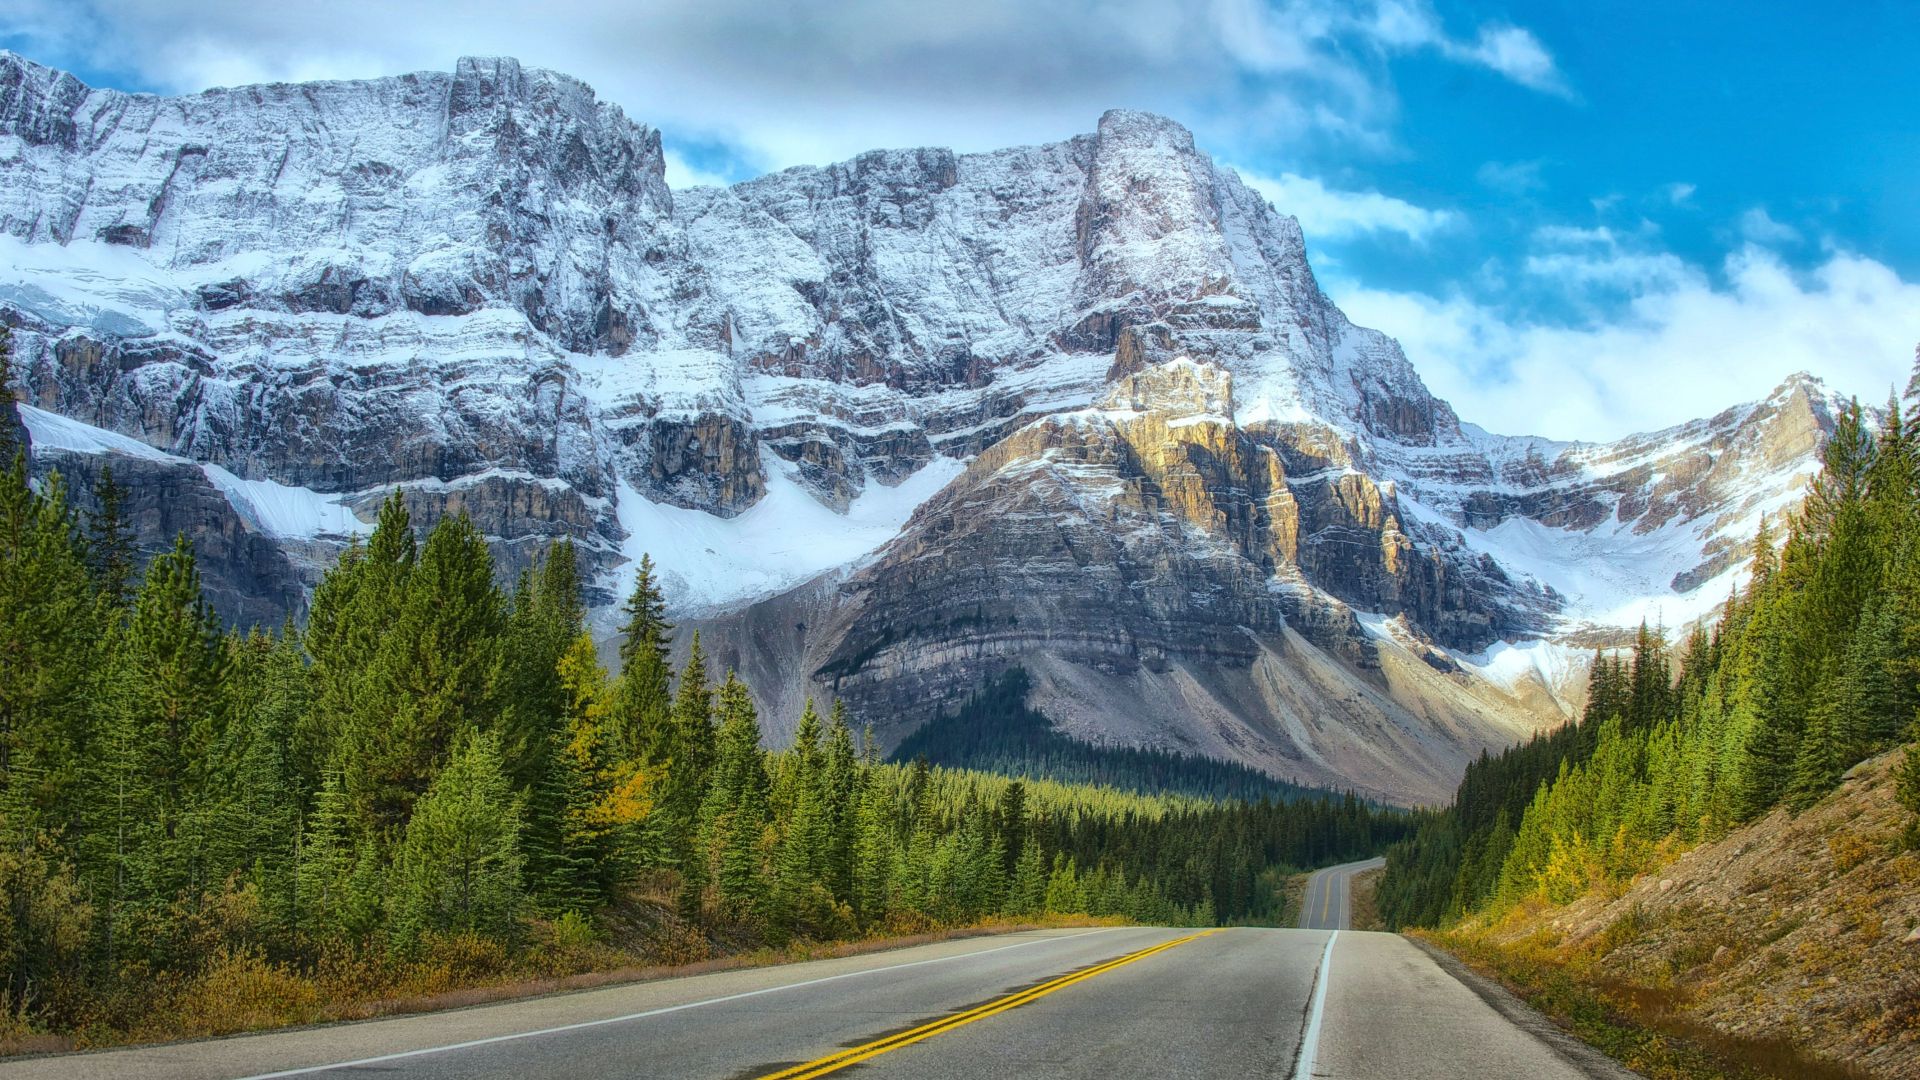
<box><xmin>1</xmin><ymin>868</ymin><xmax>1634</xmax><ymax>1080</ymax></box>
<box><xmin>1298</xmin><ymin>856</ymin><xmax>1386</xmax><ymax>930</ymax></box>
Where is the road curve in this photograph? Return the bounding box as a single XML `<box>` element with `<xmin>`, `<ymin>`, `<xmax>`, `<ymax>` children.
<box><xmin>0</xmin><ymin>922</ymin><xmax>1634</xmax><ymax>1079</ymax></box>
<box><xmin>1299</xmin><ymin>856</ymin><xmax>1386</xmax><ymax>930</ymax></box>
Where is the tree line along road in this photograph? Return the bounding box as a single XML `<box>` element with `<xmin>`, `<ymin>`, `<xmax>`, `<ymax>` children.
<box><xmin>0</xmin><ymin>858</ymin><xmax>1636</xmax><ymax>1080</ymax></box>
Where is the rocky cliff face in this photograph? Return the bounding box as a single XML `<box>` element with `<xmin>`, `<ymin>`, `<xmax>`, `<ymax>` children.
<box><xmin>0</xmin><ymin>53</ymin><xmax>1840</xmax><ymax>802</ymax></box>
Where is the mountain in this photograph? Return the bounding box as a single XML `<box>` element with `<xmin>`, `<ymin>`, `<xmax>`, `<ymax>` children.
<box><xmin>0</xmin><ymin>53</ymin><xmax>1841</xmax><ymax>803</ymax></box>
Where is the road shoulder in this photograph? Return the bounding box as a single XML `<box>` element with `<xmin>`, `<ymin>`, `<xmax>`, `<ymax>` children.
<box><xmin>0</xmin><ymin>928</ymin><xmax>1139</xmax><ymax>1080</ymax></box>
<box><xmin>1404</xmin><ymin>936</ymin><xmax>1643</xmax><ymax>1080</ymax></box>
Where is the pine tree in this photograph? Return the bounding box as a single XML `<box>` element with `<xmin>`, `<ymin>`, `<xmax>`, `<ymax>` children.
<box><xmin>660</xmin><ymin>632</ymin><xmax>716</xmax><ymax>867</ymax></box>
<box><xmin>850</xmin><ymin>770</ymin><xmax>895</xmax><ymax>922</ymax></box>
<box><xmin>301</xmin><ymin>491</ymin><xmax>415</xmax><ymax>797</ymax></box>
<box><xmin>1626</xmin><ymin>622</ymin><xmax>1672</xmax><ymax>731</ymax></box>
<box><xmin>343</xmin><ymin>512</ymin><xmax>502</xmax><ymax>839</ymax></box>
<box><xmin>821</xmin><ymin>701</ymin><xmax>859</xmax><ymax>902</ymax></box>
<box><xmin>607</xmin><ymin>554</ymin><xmax>674</xmax><ymax>765</ymax></box>
<box><xmin>207</xmin><ymin>628</ymin><xmax>306</xmax><ymax>930</ymax></box>
<box><xmin>295</xmin><ymin>771</ymin><xmax>378</xmax><ymax>942</ymax></box>
<box><xmin>771</xmin><ymin>700</ymin><xmax>835</xmax><ymax>935</ymax></box>
<box><xmin>996</xmin><ymin>778</ymin><xmax>1028</xmax><ymax>875</ymax></box>
<box><xmin>1749</xmin><ymin>515</ymin><xmax>1778</xmax><ymax>586</ymax></box>
<box><xmin>703</xmin><ymin>673</ymin><xmax>769</xmax><ymax>919</ymax></box>
<box><xmin>390</xmin><ymin>730</ymin><xmax>525</xmax><ymax>949</ymax></box>
<box><xmin>1005</xmin><ymin>837</ymin><xmax>1047</xmax><ymax>917</ymax></box>
<box><xmin>82</xmin><ymin>536</ymin><xmax>229</xmax><ymax>960</ymax></box>
<box><xmin>520</xmin><ymin>725</ymin><xmax>601</xmax><ymax>918</ymax></box>
<box><xmin>0</xmin><ymin>458</ymin><xmax>96</xmax><ymax>820</ymax></box>
<box><xmin>85</xmin><ymin>463</ymin><xmax>137</xmax><ymax>610</ymax></box>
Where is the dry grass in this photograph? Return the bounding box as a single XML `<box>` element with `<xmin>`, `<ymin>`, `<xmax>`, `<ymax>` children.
<box><xmin>0</xmin><ymin>910</ymin><xmax>1126</xmax><ymax>1058</ymax></box>
<box><xmin>1432</xmin><ymin>748</ymin><xmax>1920</xmax><ymax>1079</ymax></box>
<box><xmin>1348</xmin><ymin>867</ymin><xmax>1385</xmax><ymax>931</ymax></box>
<box><xmin>1424</xmin><ymin>929</ymin><xmax>1874</xmax><ymax>1080</ymax></box>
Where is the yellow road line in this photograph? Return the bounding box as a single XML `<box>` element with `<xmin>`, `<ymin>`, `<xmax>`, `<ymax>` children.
<box><xmin>1318</xmin><ymin>871</ymin><xmax>1332</xmax><ymax>926</ymax></box>
<box><xmin>756</xmin><ymin>930</ymin><xmax>1215</xmax><ymax>1080</ymax></box>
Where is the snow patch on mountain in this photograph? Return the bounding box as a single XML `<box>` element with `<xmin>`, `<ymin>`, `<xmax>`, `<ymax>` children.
<box><xmin>17</xmin><ymin>404</ymin><xmax>179</xmax><ymax>462</ymax></box>
<box><xmin>609</xmin><ymin>452</ymin><xmax>968</xmax><ymax>618</ymax></box>
<box><xmin>200</xmin><ymin>465</ymin><xmax>373</xmax><ymax>540</ymax></box>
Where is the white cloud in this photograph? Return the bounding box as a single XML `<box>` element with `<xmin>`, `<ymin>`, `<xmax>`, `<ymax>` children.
<box><xmin>662</xmin><ymin>150</ymin><xmax>735</xmax><ymax>191</ymax></box>
<box><xmin>1451</xmin><ymin>25</ymin><xmax>1571</xmax><ymax>97</ymax></box>
<box><xmin>1663</xmin><ymin>181</ymin><xmax>1697</xmax><ymax>206</ymax></box>
<box><xmin>1476</xmin><ymin>159</ymin><xmax>1546</xmax><ymax>193</ymax></box>
<box><xmin>1531</xmin><ymin>225</ymin><xmax>1618</xmax><ymax>247</ymax></box>
<box><xmin>1364</xmin><ymin>2</ymin><xmax>1572</xmax><ymax>96</ymax></box>
<box><xmin>12</xmin><ymin>1</ymin><xmax>1573</xmax><ymax>175</ymax></box>
<box><xmin>1236</xmin><ymin>168</ymin><xmax>1454</xmax><ymax>239</ymax></box>
<box><xmin>1740</xmin><ymin>207</ymin><xmax>1801</xmax><ymax>244</ymax></box>
<box><xmin>1332</xmin><ymin>247</ymin><xmax>1920</xmax><ymax>441</ymax></box>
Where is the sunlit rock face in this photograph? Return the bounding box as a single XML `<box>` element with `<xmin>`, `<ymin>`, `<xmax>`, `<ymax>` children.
<box><xmin>0</xmin><ymin>53</ymin><xmax>1840</xmax><ymax>802</ymax></box>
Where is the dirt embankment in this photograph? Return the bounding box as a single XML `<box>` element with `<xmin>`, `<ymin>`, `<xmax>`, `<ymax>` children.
<box><xmin>1349</xmin><ymin>867</ymin><xmax>1386</xmax><ymax>931</ymax></box>
<box><xmin>1446</xmin><ymin>748</ymin><xmax>1920</xmax><ymax>1078</ymax></box>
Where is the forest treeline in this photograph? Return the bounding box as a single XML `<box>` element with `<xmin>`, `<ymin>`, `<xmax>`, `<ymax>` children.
<box><xmin>891</xmin><ymin>668</ymin><xmax>1339</xmax><ymax>802</ymax></box>
<box><xmin>0</xmin><ymin>417</ymin><xmax>1404</xmax><ymax>1036</ymax></box>
<box><xmin>1379</xmin><ymin>377</ymin><xmax>1920</xmax><ymax>929</ymax></box>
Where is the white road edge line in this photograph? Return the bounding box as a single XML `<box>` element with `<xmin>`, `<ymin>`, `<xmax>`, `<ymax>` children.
<box><xmin>1291</xmin><ymin>929</ymin><xmax>1339</xmax><ymax>1080</ymax></box>
<box><xmin>235</xmin><ymin>927</ymin><xmax>1130</xmax><ymax>1079</ymax></box>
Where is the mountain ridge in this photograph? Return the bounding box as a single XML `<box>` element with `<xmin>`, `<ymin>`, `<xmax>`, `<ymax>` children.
<box><xmin>0</xmin><ymin>51</ymin><xmax>1844</xmax><ymax>801</ymax></box>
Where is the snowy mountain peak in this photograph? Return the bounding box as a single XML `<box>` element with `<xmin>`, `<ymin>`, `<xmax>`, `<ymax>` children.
<box><xmin>0</xmin><ymin>53</ymin><xmax>1849</xmax><ymax>800</ymax></box>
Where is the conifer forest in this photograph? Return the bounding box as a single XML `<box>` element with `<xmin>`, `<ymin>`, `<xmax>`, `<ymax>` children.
<box><xmin>1378</xmin><ymin>391</ymin><xmax>1920</xmax><ymax>928</ymax></box>
<box><xmin>0</xmin><ymin>365</ymin><xmax>1402</xmax><ymax>1038</ymax></box>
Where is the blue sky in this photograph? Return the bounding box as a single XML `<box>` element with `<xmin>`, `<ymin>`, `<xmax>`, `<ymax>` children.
<box><xmin>4</xmin><ymin>0</ymin><xmax>1917</xmax><ymax>439</ymax></box>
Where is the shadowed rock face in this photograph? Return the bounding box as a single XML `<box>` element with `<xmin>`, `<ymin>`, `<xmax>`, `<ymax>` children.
<box><xmin>28</xmin><ymin>449</ymin><xmax>307</xmax><ymax>628</ymax></box>
<box><xmin>0</xmin><ymin>53</ymin><xmax>1841</xmax><ymax>799</ymax></box>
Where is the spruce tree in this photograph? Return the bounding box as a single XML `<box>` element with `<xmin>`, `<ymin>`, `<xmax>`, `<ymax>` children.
<box><xmin>660</xmin><ymin>632</ymin><xmax>715</xmax><ymax>859</ymax></box>
<box><xmin>295</xmin><ymin>771</ymin><xmax>380</xmax><ymax>942</ymax></box>
<box><xmin>494</xmin><ymin>541</ymin><xmax>587</xmax><ymax>794</ymax></box>
<box><xmin>85</xmin><ymin>462</ymin><xmax>137</xmax><ymax>610</ymax></box>
<box><xmin>85</xmin><ymin>536</ymin><xmax>229</xmax><ymax>957</ymax></box>
<box><xmin>208</xmin><ymin>628</ymin><xmax>306</xmax><ymax>930</ymax></box>
<box><xmin>302</xmin><ymin>492</ymin><xmax>415</xmax><ymax>796</ymax></box>
<box><xmin>390</xmin><ymin>730</ymin><xmax>525</xmax><ymax>948</ymax></box>
<box><xmin>851</xmin><ymin>772</ymin><xmax>895</xmax><ymax>923</ymax></box>
<box><xmin>343</xmin><ymin>512</ymin><xmax>502</xmax><ymax>839</ymax></box>
<box><xmin>702</xmin><ymin>673</ymin><xmax>769</xmax><ymax>919</ymax></box>
<box><xmin>607</xmin><ymin>554</ymin><xmax>673</xmax><ymax>765</ymax></box>
<box><xmin>821</xmin><ymin>701</ymin><xmax>859</xmax><ymax>902</ymax></box>
<box><xmin>0</xmin><ymin>458</ymin><xmax>96</xmax><ymax>817</ymax></box>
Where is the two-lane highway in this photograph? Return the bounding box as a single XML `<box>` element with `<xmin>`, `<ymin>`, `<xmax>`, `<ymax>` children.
<box><xmin>0</xmin><ymin>862</ymin><xmax>1634</xmax><ymax>1080</ymax></box>
<box><xmin>1299</xmin><ymin>855</ymin><xmax>1385</xmax><ymax>930</ymax></box>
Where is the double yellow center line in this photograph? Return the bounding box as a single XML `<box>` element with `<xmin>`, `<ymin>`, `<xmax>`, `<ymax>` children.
<box><xmin>756</xmin><ymin>930</ymin><xmax>1216</xmax><ymax>1079</ymax></box>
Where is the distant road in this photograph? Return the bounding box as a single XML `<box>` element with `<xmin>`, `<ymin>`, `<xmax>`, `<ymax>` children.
<box><xmin>1299</xmin><ymin>855</ymin><xmax>1386</xmax><ymax>930</ymax></box>
<box><xmin>0</xmin><ymin>895</ymin><xmax>1636</xmax><ymax>1080</ymax></box>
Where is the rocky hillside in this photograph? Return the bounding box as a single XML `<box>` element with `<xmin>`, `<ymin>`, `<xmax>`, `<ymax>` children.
<box><xmin>0</xmin><ymin>52</ymin><xmax>1841</xmax><ymax>802</ymax></box>
<box><xmin>1453</xmin><ymin>748</ymin><xmax>1920</xmax><ymax>1078</ymax></box>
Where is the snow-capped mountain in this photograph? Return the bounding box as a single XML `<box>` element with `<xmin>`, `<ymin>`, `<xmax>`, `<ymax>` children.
<box><xmin>0</xmin><ymin>53</ymin><xmax>1839</xmax><ymax>802</ymax></box>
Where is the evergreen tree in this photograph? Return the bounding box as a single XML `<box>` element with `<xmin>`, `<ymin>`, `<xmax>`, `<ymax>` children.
<box><xmin>0</xmin><ymin>458</ymin><xmax>96</xmax><ymax>820</ymax></box>
<box><xmin>207</xmin><ymin>628</ymin><xmax>307</xmax><ymax>931</ymax></box>
<box><xmin>343</xmin><ymin>512</ymin><xmax>503</xmax><ymax>839</ymax></box>
<box><xmin>660</xmin><ymin>632</ymin><xmax>716</xmax><ymax>867</ymax></box>
<box><xmin>295</xmin><ymin>771</ymin><xmax>381</xmax><ymax>942</ymax></box>
<box><xmin>86</xmin><ymin>536</ymin><xmax>229</xmax><ymax>960</ymax></box>
<box><xmin>85</xmin><ymin>462</ymin><xmax>137</xmax><ymax>610</ymax></box>
<box><xmin>607</xmin><ymin>554</ymin><xmax>674</xmax><ymax>766</ymax></box>
<box><xmin>1005</xmin><ymin>836</ymin><xmax>1047</xmax><ymax>917</ymax></box>
<box><xmin>702</xmin><ymin>673</ymin><xmax>769</xmax><ymax>919</ymax></box>
<box><xmin>301</xmin><ymin>492</ymin><xmax>415</xmax><ymax>798</ymax></box>
<box><xmin>850</xmin><ymin>770</ymin><xmax>895</xmax><ymax>922</ymax></box>
<box><xmin>821</xmin><ymin>701</ymin><xmax>859</xmax><ymax>901</ymax></box>
<box><xmin>390</xmin><ymin>730</ymin><xmax>525</xmax><ymax>948</ymax></box>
